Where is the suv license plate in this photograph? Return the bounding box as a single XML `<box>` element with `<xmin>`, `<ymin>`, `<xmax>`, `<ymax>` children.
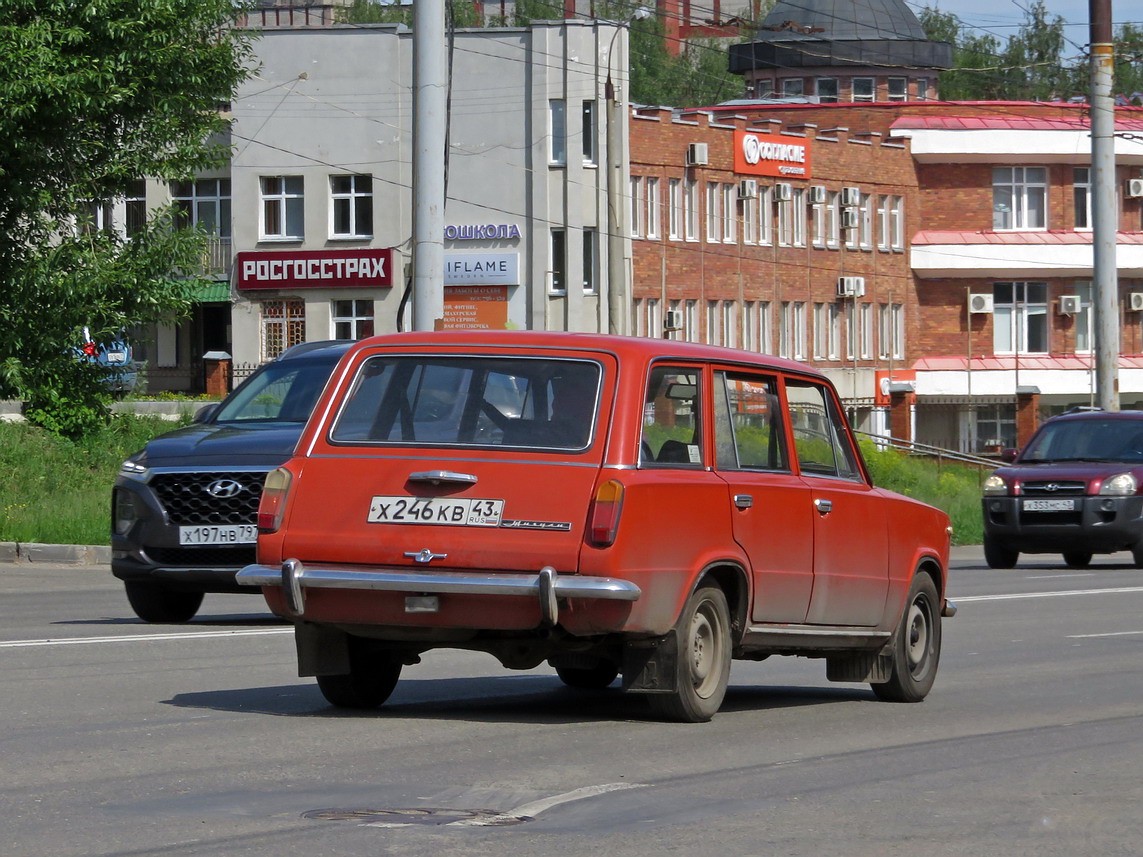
<box><xmin>1023</xmin><ymin>498</ymin><xmax>1075</xmax><ymax>512</ymax></box>
<box><xmin>179</xmin><ymin>525</ymin><xmax>258</xmax><ymax>545</ymax></box>
<box><xmin>368</xmin><ymin>496</ymin><xmax>504</xmax><ymax>527</ymax></box>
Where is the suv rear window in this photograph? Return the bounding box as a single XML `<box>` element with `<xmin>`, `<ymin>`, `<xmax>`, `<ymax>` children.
<box><xmin>330</xmin><ymin>355</ymin><xmax>601</xmax><ymax>449</ymax></box>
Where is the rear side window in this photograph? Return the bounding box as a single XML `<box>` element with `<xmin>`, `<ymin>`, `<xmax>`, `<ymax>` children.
<box><xmin>641</xmin><ymin>366</ymin><xmax>702</xmax><ymax>466</ymax></box>
<box><xmin>785</xmin><ymin>379</ymin><xmax>861</xmax><ymax>480</ymax></box>
<box><xmin>330</xmin><ymin>356</ymin><xmax>601</xmax><ymax>449</ymax></box>
<box><xmin>714</xmin><ymin>372</ymin><xmax>788</xmax><ymax>471</ymax></box>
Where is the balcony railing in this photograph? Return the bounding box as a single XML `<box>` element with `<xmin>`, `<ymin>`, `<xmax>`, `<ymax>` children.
<box><xmin>203</xmin><ymin>237</ymin><xmax>232</xmax><ymax>277</ymax></box>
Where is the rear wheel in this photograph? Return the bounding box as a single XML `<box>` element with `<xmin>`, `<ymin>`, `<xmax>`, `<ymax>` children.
<box><xmin>316</xmin><ymin>640</ymin><xmax>402</xmax><ymax>709</ymax></box>
<box><xmin>1063</xmin><ymin>551</ymin><xmax>1093</xmax><ymax>568</ymax></box>
<box><xmin>124</xmin><ymin>581</ymin><xmax>203</xmax><ymax>623</ymax></box>
<box><xmin>872</xmin><ymin>573</ymin><xmax>941</xmax><ymax>703</ymax></box>
<box><xmin>983</xmin><ymin>536</ymin><xmax>1018</xmax><ymax>569</ymax></box>
<box><xmin>648</xmin><ymin>585</ymin><xmax>732</xmax><ymax>723</ymax></box>
<box><xmin>1132</xmin><ymin>544</ymin><xmax>1143</xmax><ymax>569</ymax></box>
<box><xmin>555</xmin><ymin>661</ymin><xmax>620</xmax><ymax>689</ymax></box>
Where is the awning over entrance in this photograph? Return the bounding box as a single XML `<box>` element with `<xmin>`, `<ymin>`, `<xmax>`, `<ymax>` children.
<box><xmin>191</xmin><ymin>281</ymin><xmax>231</xmax><ymax>303</ymax></box>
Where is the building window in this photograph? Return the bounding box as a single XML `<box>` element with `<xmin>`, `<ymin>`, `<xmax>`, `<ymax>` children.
<box><xmin>753</xmin><ymin>78</ymin><xmax>775</xmax><ymax>98</ymax></box>
<box><xmin>742</xmin><ymin>300</ymin><xmax>757</xmax><ymax>350</ymax></box>
<box><xmin>1074</xmin><ymin>167</ymin><xmax>1092</xmax><ymax>229</ymax></box>
<box><xmin>811</xmin><ymin>192</ymin><xmax>827</xmax><ymax>247</ymax></box>
<box><xmin>646</xmin><ymin>298</ymin><xmax>660</xmax><ymax>338</ymax></box>
<box><xmin>582</xmin><ymin>228</ymin><xmax>597</xmax><ymax>293</ymax></box>
<box><xmin>976</xmin><ymin>404</ymin><xmax>1017</xmax><ymax>451</ymax></box>
<box><xmin>889</xmin><ymin>196</ymin><xmax>905</xmax><ymax>250</ymax></box>
<box><xmin>1073</xmin><ymin>280</ymin><xmax>1093</xmax><ymax>352</ymax></box>
<box><xmin>859</xmin><ymin>302</ymin><xmax>873</xmax><ymax>358</ymax></box>
<box><xmin>259</xmin><ymin>176</ymin><xmax>303</xmax><ymax>240</ymax></box>
<box><xmin>860</xmin><ymin>193</ymin><xmax>874</xmax><ymax>249</ymax></box>
<box><xmin>813</xmin><ymin>303</ymin><xmax>827</xmax><ymax>359</ymax></box>
<box><xmin>916</xmin><ymin>77</ymin><xmax>930</xmax><ymax>100</ymax></box>
<box><xmin>549</xmin><ymin>99</ymin><xmax>566</xmax><ymax>165</ymax></box>
<box><xmin>668</xmin><ymin>178</ymin><xmax>682</xmax><ymax>240</ymax></box>
<box><xmin>781</xmin><ymin>78</ymin><xmax>805</xmax><ymax>97</ymax></box>
<box><xmin>887</xmin><ymin>77</ymin><xmax>908</xmax><ymax>101</ymax></box>
<box><xmin>332</xmin><ymin>299</ymin><xmax>374</xmax><ymax>339</ymax></box>
<box><xmin>646</xmin><ymin>178</ymin><xmax>660</xmax><ymax>240</ymax></box>
<box><xmin>993</xmin><ymin>167</ymin><xmax>1047</xmax><ymax>230</ymax></box>
<box><xmin>816</xmin><ymin>78</ymin><xmax>838</xmax><ymax>103</ymax></box>
<box><xmin>684</xmin><ymin>177</ymin><xmax>698</xmax><ymax>241</ymax></box>
<box><xmin>879</xmin><ymin>303</ymin><xmax>904</xmax><ymax>360</ymax></box>
<box><xmin>722</xmin><ymin>184</ymin><xmax>736</xmax><ymax>243</ymax></box>
<box><xmin>828</xmin><ymin>303</ymin><xmax>841</xmax><ymax>360</ymax></box>
<box><xmin>261</xmin><ymin>299</ymin><xmax>305</xmax><ymax>360</ymax></box>
<box><xmin>793</xmin><ymin>301</ymin><xmax>807</xmax><ymax>360</ymax></box>
<box><xmin>742</xmin><ymin>190</ymin><xmax>756</xmax><ymax>244</ymax></box>
<box><xmin>330</xmin><ymin>174</ymin><xmax>373</xmax><ymax>238</ymax></box>
<box><xmin>993</xmin><ymin>281</ymin><xmax>1048</xmax><ymax>354</ymax></box>
<box><xmin>793</xmin><ymin>188</ymin><xmax>806</xmax><ymax>247</ymax></box>
<box><xmin>125</xmin><ymin>179</ymin><xmax>146</xmax><ymax>237</ymax></box>
<box><xmin>630</xmin><ymin>176</ymin><xmax>644</xmax><ymax>238</ymax></box>
<box><xmin>759</xmin><ymin>301</ymin><xmax>772</xmax><ymax>353</ymax></box>
<box><xmin>582</xmin><ymin>100</ymin><xmax>596</xmax><ymax>164</ymax></box>
<box><xmin>779</xmin><ymin>301</ymin><xmax>792</xmax><ymax>358</ymax></box>
<box><xmin>723</xmin><ymin>300</ymin><xmax>738</xmax><ymax>348</ymax></box>
<box><xmin>826</xmin><ymin>190</ymin><xmax>840</xmax><ymax>247</ymax></box>
<box><xmin>706</xmin><ymin>183</ymin><xmax>720</xmax><ymax>243</ymax></box>
<box><xmin>777</xmin><ymin>188</ymin><xmax>806</xmax><ymax>246</ymax></box>
<box><xmin>852</xmin><ymin>77</ymin><xmax>874</xmax><ymax>102</ymax></box>
<box><xmin>758</xmin><ymin>186</ymin><xmax>772</xmax><ymax>245</ymax></box>
<box><xmin>706</xmin><ymin>300</ymin><xmax>720</xmax><ymax>345</ymax></box>
<box><xmin>549</xmin><ymin>228</ymin><xmax>566</xmax><ymax>293</ymax></box>
<box><xmin>173</xmin><ymin>178</ymin><xmax>231</xmax><ymax>236</ymax></box>
<box><xmin>684</xmin><ymin>299</ymin><xmax>698</xmax><ymax>342</ymax></box>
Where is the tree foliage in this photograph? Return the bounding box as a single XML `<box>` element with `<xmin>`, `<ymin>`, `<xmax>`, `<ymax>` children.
<box><xmin>0</xmin><ymin>0</ymin><xmax>255</xmax><ymax>437</ymax></box>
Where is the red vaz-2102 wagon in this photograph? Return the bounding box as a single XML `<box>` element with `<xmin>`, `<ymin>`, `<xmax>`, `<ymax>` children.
<box><xmin>239</xmin><ymin>331</ymin><xmax>955</xmax><ymax>722</ymax></box>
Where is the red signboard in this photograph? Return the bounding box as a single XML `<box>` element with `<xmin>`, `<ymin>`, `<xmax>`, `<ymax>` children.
<box><xmin>236</xmin><ymin>248</ymin><xmax>394</xmax><ymax>290</ymax></box>
<box><xmin>733</xmin><ymin>130</ymin><xmax>812</xmax><ymax>179</ymax></box>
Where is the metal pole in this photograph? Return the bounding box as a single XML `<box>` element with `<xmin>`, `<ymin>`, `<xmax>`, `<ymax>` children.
<box><xmin>412</xmin><ymin>0</ymin><xmax>447</xmax><ymax>331</ymax></box>
<box><xmin>605</xmin><ymin>22</ymin><xmax>629</xmax><ymax>336</ymax></box>
<box><xmin>1091</xmin><ymin>0</ymin><xmax>1119</xmax><ymax>409</ymax></box>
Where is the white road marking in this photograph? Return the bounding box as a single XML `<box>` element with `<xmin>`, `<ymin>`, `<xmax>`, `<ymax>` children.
<box><xmin>451</xmin><ymin>782</ymin><xmax>648</xmax><ymax>826</ymax></box>
<box><xmin>955</xmin><ymin>586</ymin><xmax>1143</xmax><ymax>603</ymax></box>
<box><xmin>1067</xmin><ymin>630</ymin><xmax>1143</xmax><ymax>638</ymax></box>
<box><xmin>0</xmin><ymin>628</ymin><xmax>292</xmax><ymax>648</ymax></box>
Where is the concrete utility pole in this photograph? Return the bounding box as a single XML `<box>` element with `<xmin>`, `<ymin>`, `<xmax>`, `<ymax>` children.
<box><xmin>1090</xmin><ymin>0</ymin><xmax>1119</xmax><ymax>409</ymax></box>
<box><xmin>412</xmin><ymin>0</ymin><xmax>447</xmax><ymax>331</ymax></box>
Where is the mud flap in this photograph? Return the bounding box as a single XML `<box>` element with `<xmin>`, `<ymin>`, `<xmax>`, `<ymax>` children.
<box><xmin>295</xmin><ymin>622</ymin><xmax>350</xmax><ymax>677</ymax></box>
<box><xmin>621</xmin><ymin>630</ymin><xmax>679</xmax><ymax>693</ymax></box>
<box><xmin>826</xmin><ymin>644</ymin><xmax>893</xmax><ymax>684</ymax></box>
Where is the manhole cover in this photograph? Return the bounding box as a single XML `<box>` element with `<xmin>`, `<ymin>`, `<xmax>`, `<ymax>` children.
<box><xmin>302</xmin><ymin>808</ymin><xmax>527</xmax><ymax>827</ymax></box>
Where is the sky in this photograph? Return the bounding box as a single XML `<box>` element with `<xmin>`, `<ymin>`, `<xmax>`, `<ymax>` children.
<box><xmin>913</xmin><ymin>0</ymin><xmax>1138</xmax><ymax>50</ymax></box>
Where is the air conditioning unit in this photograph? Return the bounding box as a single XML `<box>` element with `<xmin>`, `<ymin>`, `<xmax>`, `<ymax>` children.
<box><xmin>685</xmin><ymin>142</ymin><xmax>709</xmax><ymax>166</ymax></box>
<box><xmin>809</xmin><ymin>185</ymin><xmax>827</xmax><ymax>204</ymax></box>
<box><xmin>840</xmin><ymin>208</ymin><xmax>861</xmax><ymax>228</ymax></box>
<box><xmin>1130</xmin><ymin>292</ymin><xmax>1143</xmax><ymax>311</ymax></box>
<box><xmin>1058</xmin><ymin>295</ymin><xmax>1081</xmax><ymax>315</ymax></box>
<box><xmin>841</xmin><ymin>186</ymin><xmax>862</xmax><ymax>206</ymax></box>
<box><xmin>1127</xmin><ymin>178</ymin><xmax>1143</xmax><ymax>198</ymax></box>
<box><xmin>664</xmin><ymin>309</ymin><xmax>682</xmax><ymax>331</ymax></box>
<box><xmin>737</xmin><ymin>179</ymin><xmax>758</xmax><ymax>199</ymax></box>
<box><xmin>969</xmin><ymin>293</ymin><xmax>995</xmax><ymax>314</ymax></box>
<box><xmin>773</xmin><ymin>182</ymin><xmax>793</xmax><ymax>201</ymax></box>
<box><xmin>837</xmin><ymin>276</ymin><xmax>866</xmax><ymax>297</ymax></box>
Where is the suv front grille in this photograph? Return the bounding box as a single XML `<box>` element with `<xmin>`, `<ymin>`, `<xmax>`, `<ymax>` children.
<box><xmin>1021</xmin><ymin>480</ymin><xmax>1087</xmax><ymax>496</ymax></box>
<box><xmin>150</xmin><ymin>471</ymin><xmax>267</xmax><ymax>525</ymax></box>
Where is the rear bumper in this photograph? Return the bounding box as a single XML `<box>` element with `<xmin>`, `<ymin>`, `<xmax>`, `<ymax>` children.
<box><xmin>236</xmin><ymin>559</ymin><xmax>641</xmax><ymax>626</ymax></box>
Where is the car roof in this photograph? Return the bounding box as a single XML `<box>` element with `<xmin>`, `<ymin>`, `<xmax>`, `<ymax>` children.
<box><xmin>1045</xmin><ymin>407</ymin><xmax>1143</xmax><ymax>424</ymax></box>
<box><xmin>277</xmin><ymin>339</ymin><xmax>356</xmax><ymax>360</ymax></box>
<box><xmin>346</xmin><ymin>331</ymin><xmax>827</xmax><ymax>379</ymax></box>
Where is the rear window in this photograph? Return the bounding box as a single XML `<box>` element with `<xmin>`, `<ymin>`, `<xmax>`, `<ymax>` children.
<box><xmin>330</xmin><ymin>355</ymin><xmax>602</xmax><ymax>449</ymax></box>
<box><xmin>214</xmin><ymin>357</ymin><xmax>338</xmax><ymax>423</ymax></box>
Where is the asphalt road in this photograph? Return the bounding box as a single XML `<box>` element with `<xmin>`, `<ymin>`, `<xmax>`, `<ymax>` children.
<box><xmin>3</xmin><ymin>547</ymin><xmax>1143</xmax><ymax>857</ymax></box>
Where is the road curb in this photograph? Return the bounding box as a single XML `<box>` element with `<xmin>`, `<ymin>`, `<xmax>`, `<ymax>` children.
<box><xmin>0</xmin><ymin>542</ymin><xmax>111</xmax><ymax>566</ymax></box>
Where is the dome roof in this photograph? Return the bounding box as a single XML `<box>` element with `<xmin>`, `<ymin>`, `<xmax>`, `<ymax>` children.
<box><xmin>756</xmin><ymin>0</ymin><xmax>928</xmax><ymax>42</ymax></box>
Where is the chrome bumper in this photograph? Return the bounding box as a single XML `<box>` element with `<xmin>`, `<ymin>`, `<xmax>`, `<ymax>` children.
<box><xmin>236</xmin><ymin>559</ymin><xmax>641</xmax><ymax>624</ymax></box>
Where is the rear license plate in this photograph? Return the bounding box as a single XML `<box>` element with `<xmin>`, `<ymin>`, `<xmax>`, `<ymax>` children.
<box><xmin>367</xmin><ymin>496</ymin><xmax>504</xmax><ymax>527</ymax></box>
<box><xmin>1022</xmin><ymin>498</ymin><xmax>1075</xmax><ymax>512</ymax></box>
<box><xmin>179</xmin><ymin>525</ymin><xmax>258</xmax><ymax>545</ymax></box>
<box><xmin>105</xmin><ymin>351</ymin><xmax>127</xmax><ymax>363</ymax></box>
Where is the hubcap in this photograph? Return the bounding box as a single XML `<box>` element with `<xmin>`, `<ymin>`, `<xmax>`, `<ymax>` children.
<box><xmin>906</xmin><ymin>599</ymin><xmax>929</xmax><ymax>674</ymax></box>
<box><xmin>689</xmin><ymin>601</ymin><xmax>723</xmax><ymax>698</ymax></box>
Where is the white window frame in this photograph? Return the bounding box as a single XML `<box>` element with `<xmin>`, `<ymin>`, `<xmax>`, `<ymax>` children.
<box><xmin>887</xmin><ymin>77</ymin><xmax>908</xmax><ymax>101</ymax></box>
<box><xmin>722</xmin><ymin>184</ymin><xmax>736</xmax><ymax>243</ymax></box>
<box><xmin>742</xmin><ymin>191</ymin><xmax>757</xmax><ymax>244</ymax></box>
<box><xmin>852</xmin><ymin>77</ymin><xmax>874</xmax><ymax>102</ymax></box>
<box><xmin>758</xmin><ymin>186</ymin><xmax>773</xmax><ymax>245</ymax></box>
<box><xmin>331</xmin><ymin>298</ymin><xmax>374</xmax><ymax>339</ymax></box>
<box><xmin>993</xmin><ymin>281</ymin><xmax>1049</xmax><ymax>355</ymax></box>
<box><xmin>1073</xmin><ymin>167</ymin><xmax>1092</xmax><ymax>230</ymax></box>
<box><xmin>706</xmin><ymin>182</ymin><xmax>720</xmax><ymax>243</ymax></box>
<box><xmin>582</xmin><ymin>227</ymin><xmax>598</xmax><ymax>293</ymax></box>
<box><xmin>1074</xmin><ymin>280</ymin><xmax>1094</xmax><ymax>352</ymax></box>
<box><xmin>646</xmin><ymin>177</ymin><xmax>661</xmax><ymax>240</ymax></box>
<box><xmin>759</xmin><ymin>301</ymin><xmax>773</xmax><ymax>353</ymax></box>
<box><xmin>792</xmin><ymin>188</ymin><xmax>806</xmax><ymax>247</ymax></box>
<box><xmin>549</xmin><ymin>99</ymin><xmax>567</xmax><ymax>166</ymax></box>
<box><xmin>668</xmin><ymin>178</ymin><xmax>682</xmax><ymax>240</ymax></box>
<box><xmin>684</xmin><ymin>177</ymin><xmax>698</xmax><ymax>241</ymax></box>
<box><xmin>630</xmin><ymin>176</ymin><xmax>644</xmax><ymax>238</ymax></box>
<box><xmin>329</xmin><ymin>174</ymin><xmax>373</xmax><ymax>239</ymax></box>
<box><xmin>993</xmin><ymin>166</ymin><xmax>1047</xmax><ymax>230</ymax></box>
<box><xmin>549</xmin><ymin>228</ymin><xmax>567</xmax><ymax>294</ymax></box>
<box><xmin>581</xmin><ymin>99</ymin><xmax>597</xmax><ymax>165</ymax></box>
<box><xmin>859</xmin><ymin>302</ymin><xmax>873</xmax><ymax>359</ymax></box>
<box><xmin>259</xmin><ymin>176</ymin><xmax>304</xmax><ymax>241</ymax></box>
<box><xmin>793</xmin><ymin>301</ymin><xmax>807</xmax><ymax>360</ymax></box>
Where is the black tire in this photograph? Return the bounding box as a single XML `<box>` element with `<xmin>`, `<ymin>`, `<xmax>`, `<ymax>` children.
<box><xmin>316</xmin><ymin>642</ymin><xmax>402</xmax><ymax>710</ymax></box>
<box><xmin>1063</xmin><ymin>551</ymin><xmax>1093</xmax><ymax>568</ymax></box>
<box><xmin>983</xmin><ymin>536</ymin><xmax>1018</xmax><ymax>569</ymax></box>
<box><xmin>648</xmin><ymin>585</ymin><xmax>732</xmax><ymax>723</ymax></box>
<box><xmin>872</xmin><ymin>573</ymin><xmax>941</xmax><ymax>703</ymax></box>
<box><xmin>1132</xmin><ymin>545</ymin><xmax>1143</xmax><ymax>570</ymax></box>
<box><xmin>556</xmin><ymin>661</ymin><xmax>620</xmax><ymax>689</ymax></box>
<box><xmin>124</xmin><ymin>581</ymin><xmax>204</xmax><ymax>623</ymax></box>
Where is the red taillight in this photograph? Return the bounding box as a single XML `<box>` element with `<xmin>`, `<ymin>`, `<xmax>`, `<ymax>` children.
<box><xmin>257</xmin><ymin>467</ymin><xmax>293</xmax><ymax>532</ymax></box>
<box><xmin>82</xmin><ymin>342</ymin><xmax>97</xmax><ymax>357</ymax></box>
<box><xmin>588</xmin><ymin>479</ymin><xmax>625</xmax><ymax>546</ymax></box>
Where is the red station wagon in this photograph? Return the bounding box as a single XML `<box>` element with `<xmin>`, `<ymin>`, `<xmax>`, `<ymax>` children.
<box><xmin>238</xmin><ymin>331</ymin><xmax>955</xmax><ymax>722</ymax></box>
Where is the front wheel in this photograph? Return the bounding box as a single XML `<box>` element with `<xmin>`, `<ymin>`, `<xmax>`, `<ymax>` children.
<box><xmin>872</xmin><ymin>573</ymin><xmax>941</xmax><ymax>703</ymax></box>
<box><xmin>316</xmin><ymin>640</ymin><xmax>402</xmax><ymax>709</ymax></box>
<box><xmin>983</xmin><ymin>536</ymin><xmax>1018</xmax><ymax>569</ymax></box>
<box><xmin>648</xmin><ymin>585</ymin><xmax>732</xmax><ymax>723</ymax></box>
<box><xmin>124</xmin><ymin>581</ymin><xmax>203</xmax><ymax>623</ymax></box>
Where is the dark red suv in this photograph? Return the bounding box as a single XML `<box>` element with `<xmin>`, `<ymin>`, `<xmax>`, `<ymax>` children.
<box><xmin>982</xmin><ymin>408</ymin><xmax>1143</xmax><ymax>569</ymax></box>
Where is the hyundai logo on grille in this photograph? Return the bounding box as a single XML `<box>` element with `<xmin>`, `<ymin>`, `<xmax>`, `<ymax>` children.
<box><xmin>1044</xmin><ymin>483</ymin><xmax>1060</xmax><ymax>493</ymax></box>
<box><xmin>205</xmin><ymin>479</ymin><xmax>245</xmax><ymax>498</ymax></box>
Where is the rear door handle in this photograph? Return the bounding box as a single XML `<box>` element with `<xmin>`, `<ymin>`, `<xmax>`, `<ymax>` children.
<box><xmin>814</xmin><ymin>498</ymin><xmax>833</xmax><ymax>514</ymax></box>
<box><xmin>734</xmin><ymin>494</ymin><xmax>753</xmax><ymax>510</ymax></box>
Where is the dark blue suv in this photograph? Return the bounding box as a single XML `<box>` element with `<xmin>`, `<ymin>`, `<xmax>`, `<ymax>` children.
<box><xmin>110</xmin><ymin>340</ymin><xmax>353</xmax><ymax>622</ymax></box>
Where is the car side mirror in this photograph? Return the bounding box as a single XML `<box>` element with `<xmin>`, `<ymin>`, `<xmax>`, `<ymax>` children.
<box><xmin>193</xmin><ymin>403</ymin><xmax>219</xmax><ymax>424</ymax></box>
<box><xmin>999</xmin><ymin>448</ymin><xmax>1019</xmax><ymax>463</ymax></box>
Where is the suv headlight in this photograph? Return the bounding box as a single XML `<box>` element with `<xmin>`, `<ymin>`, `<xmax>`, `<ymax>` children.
<box><xmin>982</xmin><ymin>474</ymin><xmax>1008</xmax><ymax>495</ymax></box>
<box><xmin>119</xmin><ymin>458</ymin><xmax>147</xmax><ymax>477</ymax></box>
<box><xmin>1100</xmin><ymin>472</ymin><xmax>1138</xmax><ymax>495</ymax></box>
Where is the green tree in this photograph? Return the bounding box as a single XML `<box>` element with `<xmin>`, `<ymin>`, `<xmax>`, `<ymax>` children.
<box><xmin>1115</xmin><ymin>23</ymin><xmax>1143</xmax><ymax>102</ymax></box>
<box><xmin>0</xmin><ymin>0</ymin><xmax>254</xmax><ymax>438</ymax></box>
